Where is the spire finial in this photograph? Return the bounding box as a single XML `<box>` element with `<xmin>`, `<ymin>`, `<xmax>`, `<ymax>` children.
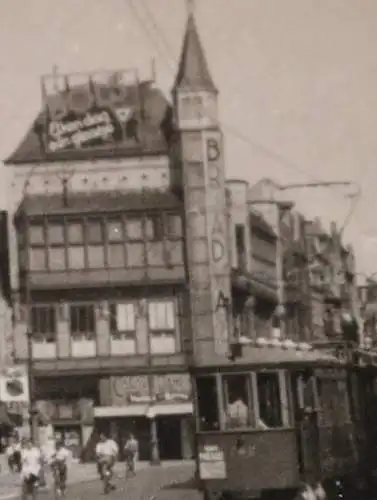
<box><xmin>187</xmin><ymin>0</ymin><xmax>195</xmax><ymax>16</ymax></box>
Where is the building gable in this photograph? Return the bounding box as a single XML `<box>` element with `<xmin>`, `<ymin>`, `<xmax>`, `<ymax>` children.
<box><xmin>5</xmin><ymin>78</ymin><xmax>173</xmax><ymax>165</ymax></box>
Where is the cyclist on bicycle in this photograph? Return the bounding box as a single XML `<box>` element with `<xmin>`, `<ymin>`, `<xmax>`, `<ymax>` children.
<box><xmin>95</xmin><ymin>433</ymin><xmax>118</xmax><ymax>490</ymax></box>
<box><xmin>20</xmin><ymin>437</ymin><xmax>42</xmax><ymax>500</ymax></box>
<box><xmin>49</xmin><ymin>440</ymin><xmax>70</xmax><ymax>496</ymax></box>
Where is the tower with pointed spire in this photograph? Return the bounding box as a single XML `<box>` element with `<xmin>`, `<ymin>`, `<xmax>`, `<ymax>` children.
<box><xmin>172</xmin><ymin>6</ymin><xmax>232</xmax><ymax>363</ymax></box>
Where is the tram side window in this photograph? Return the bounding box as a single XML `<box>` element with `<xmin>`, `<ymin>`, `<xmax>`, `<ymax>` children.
<box><xmin>223</xmin><ymin>374</ymin><xmax>251</xmax><ymax>429</ymax></box>
<box><xmin>196</xmin><ymin>376</ymin><xmax>220</xmax><ymax>431</ymax></box>
<box><xmin>256</xmin><ymin>372</ymin><xmax>283</xmax><ymax>428</ymax></box>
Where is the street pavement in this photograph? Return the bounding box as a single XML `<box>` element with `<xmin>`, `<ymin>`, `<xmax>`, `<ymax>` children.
<box><xmin>0</xmin><ymin>461</ymin><xmax>199</xmax><ymax>500</ymax></box>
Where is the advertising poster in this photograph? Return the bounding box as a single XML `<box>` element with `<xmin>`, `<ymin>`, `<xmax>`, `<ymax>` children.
<box><xmin>36</xmin><ymin>69</ymin><xmax>142</xmax><ymax>155</ymax></box>
<box><xmin>0</xmin><ymin>365</ymin><xmax>29</xmax><ymax>404</ymax></box>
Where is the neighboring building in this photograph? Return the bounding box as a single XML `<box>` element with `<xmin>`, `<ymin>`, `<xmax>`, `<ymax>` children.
<box><xmin>358</xmin><ymin>280</ymin><xmax>377</xmax><ymax>346</ymax></box>
<box><xmin>226</xmin><ymin>180</ymin><xmax>279</xmax><ymax>344</ymax></box>
<box><xmin>304</xmin><ymin>217</ymin><xmax>329</xmax><ymax>341</ymax></box>
<box><xmin>281</xmin><ymin>210</ymin><xmax>312</xmax><ymax>342</ymax></box>
<box><xmin>305</xmin><ymin>218</ymin><xmax>359</xmax><ymax>344</ymax></box>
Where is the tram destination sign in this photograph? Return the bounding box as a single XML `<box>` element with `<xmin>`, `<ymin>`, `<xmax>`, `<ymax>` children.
<box><xmin>199</xmin><ymin>444</ymin><xmax>227</xmax><ymax>480</ymax></box>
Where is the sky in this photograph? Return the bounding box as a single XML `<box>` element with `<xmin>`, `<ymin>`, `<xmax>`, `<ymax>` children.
<box><xmin>1</xmin><ymin>0</ymin><xmax>377</xmax><ymax>278</ymax></box>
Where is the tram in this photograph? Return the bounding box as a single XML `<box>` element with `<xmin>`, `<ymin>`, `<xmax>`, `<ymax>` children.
<box><xmin>191</xmin><ymin>338</ymin><xmax>377</xmax><ymax>500</ymax></box>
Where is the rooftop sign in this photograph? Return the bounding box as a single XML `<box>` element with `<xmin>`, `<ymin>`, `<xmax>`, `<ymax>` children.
<box><xmin>36</xmin><ymin>69</ymin><xmax>142</xmax><ymax>155</ymax></box>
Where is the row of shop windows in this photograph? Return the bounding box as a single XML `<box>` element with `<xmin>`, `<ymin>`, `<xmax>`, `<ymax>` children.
<box><xmin>23</xmin><ymin>214</ymin><xmax>183</xmax><ymax>271</ymax></box>
<box><xmin>196</xmin><ymin>372</ymin><xmax>351</xmax><ymax>432</ymax></box>
<box><xmin>30</xmin><ymin>300</ymin><xmax>178</xmax><ymax>352</ymax></box>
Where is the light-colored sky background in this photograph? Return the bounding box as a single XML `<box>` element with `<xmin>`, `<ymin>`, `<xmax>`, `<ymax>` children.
<box><xmin>1</xmin><ymin>0</ymin><xmax>377</xmax><ymax>277</ymax></box>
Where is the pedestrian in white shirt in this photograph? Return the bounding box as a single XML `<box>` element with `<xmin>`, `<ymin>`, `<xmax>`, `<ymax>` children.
<box><xmin>95</xmin><ymin>433</ymin><xmax>118</xmax><ymax>487</ymax></box>
<box><xmin>20</xmin><ymin>438</ymin><xmax>42</xmax><ymax>500</ymax></box>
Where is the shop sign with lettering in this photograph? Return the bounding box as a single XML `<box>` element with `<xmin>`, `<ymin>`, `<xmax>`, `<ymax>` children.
<box><xmin>110</xmin><ymin>374</ymin><xmax>192</xmax><ymax>406</ymax></box>
<box><xmin>37</xmin><ymin>70</ymin><xmax>141</xmax><ymax>154</ymax></box>
<box><xmin>205</xmin><ymin>132</ymin><xmax>230</xmax><ymax>352</ymax></box>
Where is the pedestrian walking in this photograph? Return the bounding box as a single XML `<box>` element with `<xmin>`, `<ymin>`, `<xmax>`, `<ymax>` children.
<box><xmin>124</xmin><ymin>433</ymin><xmax>138</xmax><ymax>477</ymax></box>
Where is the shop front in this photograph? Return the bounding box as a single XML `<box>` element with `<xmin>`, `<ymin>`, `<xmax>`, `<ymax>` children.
<box><xmin>96</xmin><ymin>372</ymin><xmax>194</xmax><ymax>461</ymax></box>
<box><xmin>36</xmin><ymin>398</ymin><xmax>95</xmax><ymax>459</ymax></box>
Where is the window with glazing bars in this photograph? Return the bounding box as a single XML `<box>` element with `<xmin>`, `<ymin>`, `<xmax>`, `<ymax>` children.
<box><xmin>30</xmin><ymin>305</ymin><xmax>56</xmax><ymax>343</ymax></box>
<box><xmin>69</xmin><ymin>304</ymin><xmax>96</xmax><ymax>340</ymax></box>
<box><xmin>25</xmin><ymin>214</ymin><xmax>183</xmax><ymax>271</ymax></box>
<box><xmin>108</xmin><ymin>302</ymin><xmax>136</xmax><ymax>339</ymax></box>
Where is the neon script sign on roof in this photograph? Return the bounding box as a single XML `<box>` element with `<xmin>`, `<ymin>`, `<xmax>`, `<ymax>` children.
<box><xmin>37</xmin><ymin>70</ymin><xmax>141</xmax><ymax>153</ymax></box>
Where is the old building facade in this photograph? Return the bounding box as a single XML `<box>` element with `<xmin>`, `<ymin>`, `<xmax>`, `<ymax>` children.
<box><xmin>2</xmin><ymin>7</ymin><xmax>360</xmax><ymax>461</ymax></box>
<box><xmin>5</xmin><ymin>11</ymin><xmax>201</xmax><ymax>461</ymax></box>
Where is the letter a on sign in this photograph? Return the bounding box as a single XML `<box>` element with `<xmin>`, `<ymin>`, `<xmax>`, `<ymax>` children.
<box><xmin>216</xmin><ymin>291</ymin><xmax>230</xmax><ymax>311</ymax></box>
<box><xmin>206</xmin><ymin>138</ymin><xmax>220</xmax><ymax>162</ymax></box>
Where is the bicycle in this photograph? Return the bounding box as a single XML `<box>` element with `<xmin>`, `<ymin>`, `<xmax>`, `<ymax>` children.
<box><xmin>98</xmin><ymin>458</ymin><xmax>116</xmax><ymax>495</ymax></box>
<box><xmin>51</xmin><ymin>460</ymin><xmax>67</xmax><ymax>498</ymax></box>
<box><xmin>21</xmin><ymin>473</ymin><xmax>39</xmax><ymax>500</ymax></box>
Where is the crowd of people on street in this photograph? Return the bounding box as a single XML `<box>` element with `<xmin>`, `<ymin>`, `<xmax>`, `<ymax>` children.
<box><xmin>3</xmin><ymin>431</ymin><xmax>139</xmax><ymax>498</ymax></box>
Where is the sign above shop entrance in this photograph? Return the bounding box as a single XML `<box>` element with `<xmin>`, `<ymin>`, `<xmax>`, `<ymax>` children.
<box><xmin>110</xmin><ymin>373</ymin><xmax>191</xmax><ymax>406</ymax></box>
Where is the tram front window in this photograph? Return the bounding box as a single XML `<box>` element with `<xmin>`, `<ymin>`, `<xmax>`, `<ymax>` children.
<box><xmin>196</xmin><ymin>376</ymin><xmax>220</xmax><ymax>431</ymax></box>
<box><xmin>257</xmin><ymin>372</ymin><xmax>283</xmax><ymax>428</ymax></box>
<box><xmin>223</xmin><ymin>374</ymin><xmax>251</xmax><ymax>429</ymax></box>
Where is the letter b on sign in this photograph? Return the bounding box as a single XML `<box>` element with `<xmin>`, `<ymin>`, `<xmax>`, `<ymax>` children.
<box><xmin>206</xmin><ymin>138</ymin><xmax>220</xmax><ymax>162</ymax></box>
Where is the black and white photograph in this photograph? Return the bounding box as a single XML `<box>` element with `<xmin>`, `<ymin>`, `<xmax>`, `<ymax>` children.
<box><xmin>0</xmin><ymin>1</ymin><xmax>377</xmax><ymax>499</ymax></box>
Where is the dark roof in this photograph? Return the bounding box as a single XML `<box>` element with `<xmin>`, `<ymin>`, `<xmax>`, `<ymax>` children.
<box><xmin>200</xmin><ymin>345</ymin><xmax>345</xmax><ymax>369</ymax></box>
<box><xmin>5</xmin><ymin>81</ymin><xmax>174</xmax><ymax>165</ymax></box>
<box><xmin>173</xmin><ymin>13</ymin><xmax>217</xmax><ymax>93</ymax></box>
<box><xmin>15</xmin><ymin>189</ymin><xmax>182</xmax><ymax>217</ymax></box>
<box><xmin>250</xmin><ymin>210</ymin><xmax>276</xmax><ymax>239</ymax></box>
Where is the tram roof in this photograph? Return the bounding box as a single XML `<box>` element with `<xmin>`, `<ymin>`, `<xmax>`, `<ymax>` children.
<box><xmin>196</xmin><ymin>344</ymin><xmax>346</xmax><ymax>370</ymax></box>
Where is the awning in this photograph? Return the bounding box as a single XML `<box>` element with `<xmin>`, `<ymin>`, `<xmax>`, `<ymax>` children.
<box><xmin>146</xmin><ymin>403</ymin><xmax>193</xmax><ymax>419</ymax></box>
<box><xmin>94</xmin><ymin>405</ymin><xmax>148</xmax><ymax>418</ymax></box>
<box><xmin>94</xmin><ymin>403</ymin><xmax>193</xmax><ymax>419</ymax></box>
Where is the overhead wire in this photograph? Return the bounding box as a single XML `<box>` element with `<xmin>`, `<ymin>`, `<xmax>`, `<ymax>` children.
<box><xmin>128</xmin><ymin>1</ymin><xmax>354</xmax><ymax>187</ymax></box>
<box><xmin>124</xmin><ymin>0</ymin><xmax>366</xmax><ymax>287</ymax></box>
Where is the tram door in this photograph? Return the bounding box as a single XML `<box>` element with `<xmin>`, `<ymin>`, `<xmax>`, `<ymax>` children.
<box><xmin>291</xmin><ymin>371</ymin><xmax>321</xmax><ymax>483</ymax></box>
